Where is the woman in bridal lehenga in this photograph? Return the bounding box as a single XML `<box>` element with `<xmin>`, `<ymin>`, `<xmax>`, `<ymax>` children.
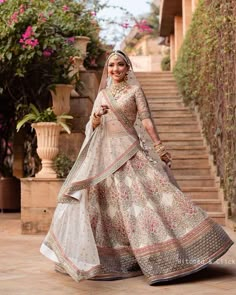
<box><xmin>40</xmin><ymin>50</ymin><xmax>233</xmax><ymax>285</ymax></box>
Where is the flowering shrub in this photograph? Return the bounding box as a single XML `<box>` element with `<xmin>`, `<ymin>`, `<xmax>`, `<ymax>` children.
<box><xmin>0</xmin><ymin>0</ymin><xmax>102</xmax><ymax>90</ymax></box>
<box><xmin>0</xmin><ymin>0</ymin><xmax>104</xmax><ymax>176</ymax></box>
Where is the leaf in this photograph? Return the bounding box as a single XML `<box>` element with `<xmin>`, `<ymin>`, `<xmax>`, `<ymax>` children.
<box><xmin>6</xmin><ymin>52</ymin><xmax>12</xmax><ymax>60</ymax></box>
<box><xmin>29</xmin><ymin>103</ymin><xmax>40</xmax><ymax>117</ymax></box>
<box><xmin>16</xmin><ymin>114</ymin><xmax>37</xmax><ymax>132</ymax></box>
<box><xmin>57</xmin><ymin>114</ymin><xmax>73</xmax><ymax>120</ymax></box>
<box><xmin>58</xmin><ymin>121</ymin><xmax>71</xmax><ymax>134</ymax></box>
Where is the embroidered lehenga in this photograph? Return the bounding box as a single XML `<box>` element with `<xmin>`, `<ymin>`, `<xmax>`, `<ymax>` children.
<box><xmin>40</xmin><ymin>56</ymin><xmax>233</xmax><ymax>285</ymax></box>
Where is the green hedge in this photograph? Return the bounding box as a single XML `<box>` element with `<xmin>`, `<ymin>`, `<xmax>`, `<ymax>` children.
<box><xmin>174</xmin><ymin>0</ymin><xmax>236</xmax><ymax>217</ymax></box>
<box><xmin>161</xmin><ymin>55</ymin><xmax>170</xmax><ymax>71</ymax></box>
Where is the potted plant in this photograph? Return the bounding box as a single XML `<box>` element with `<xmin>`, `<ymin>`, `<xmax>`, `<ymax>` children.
<box><xmin>16</xmin><ymin>104</ymin><xmax>73</xmax><ymax>178</ymax></box>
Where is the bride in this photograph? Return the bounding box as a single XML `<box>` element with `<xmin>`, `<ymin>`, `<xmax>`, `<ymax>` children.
<box><xmin>40</xmin><ymin>50</ymin><xmax>233</xmax><ymax>285</ymax></box>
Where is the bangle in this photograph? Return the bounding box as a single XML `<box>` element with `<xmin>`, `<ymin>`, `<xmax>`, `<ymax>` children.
<box><xmin>153</xmin><ymin>140</ymin><xmax>162</xmax><ymax>147</ymax></box>
<box><xmin>154</xmin><ymin>142</ymin><xmax>168</xmax><ymax>157</ymax></box>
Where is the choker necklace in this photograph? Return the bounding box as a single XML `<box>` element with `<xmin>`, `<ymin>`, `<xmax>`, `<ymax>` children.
<box><xmin>110</xmin><ymin>81</ymin><xmax>128</xmax><ymax>97</ymax></box>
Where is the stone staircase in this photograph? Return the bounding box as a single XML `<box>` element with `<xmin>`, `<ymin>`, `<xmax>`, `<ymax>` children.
<box><xmin>136</xmin><ymin>71</ymin><xmax>226</xmax><ymax>225</ymax></box>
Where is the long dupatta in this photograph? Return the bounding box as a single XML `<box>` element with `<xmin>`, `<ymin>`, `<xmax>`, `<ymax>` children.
<box><xmin>58</xmin><ymin>89</ymin><xmax>141</xmax><ymax>203</ymax></box>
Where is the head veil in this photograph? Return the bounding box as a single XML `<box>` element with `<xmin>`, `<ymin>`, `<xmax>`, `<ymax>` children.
<box><xmin>98</xmin><ymin>50</ymin><xmax>140</xmax><ymax>92</ymax></box>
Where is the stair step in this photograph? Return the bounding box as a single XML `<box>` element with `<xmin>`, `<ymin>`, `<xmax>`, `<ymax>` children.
<box><xmin>208</xmin><ymin>212</ymin><xmax>226</xmax><ymax>225</ymax></box>
<box><xmin>149</xmin><ymin>102</ymin><xmax>185</xmax><ymax>107</ymax></box>
<box><xmin>171</xmin><ymin>152</ymin><xmax>208</xmax><ymax>157</ymax></box>
<box><xmin>145</xmin><ymin>91</ymin><xmax>180</xmax><ymax>95</ymax></box>
<box><xmin>150</xmin><ymin>106</ymin><xmax>190</xmax><ymax>111</ymax></box>
<box><xmin>136</xmin><ymin>76</ymin><xmax>175</xmax><ymax>80</ymax></box>
<box><xmin>152</xmin><ymin>111</ymin><xmax>193</xmax><ymax>117</ymax></box>
<box><xmin>159</xmin><ymin>133</ymin><xmax>202</xmax><ymax>140</ymax></box>
<box><xmin>148</xmin><ymin>97</ymin><xmax>182</xmax><ymax>101</ymax></box>
<box><xmin>136</xmin><ymin>72</ymin><xmax>174</xmax><ymax>77</ymax></box>
<box><xmin>157</xmin><ymin>125</ymin><xmax>200</xmax><ymax>132</ymax></box>
<box><xmin>192</xmin><ymin>199</ymin><xmax>223</xmax><ymax>212</ymax></box>
<box><xmin>164</xmin><ymin>140</ymin><xmax>204</xmax><ymax>147</ymax></box>
<box><xmin>139</xmin><ymin>78</ymin><xmax>176</xmax><ymax>82</ymax></box>
<box><xmin>146</xmin><ymin>93</ymin><xmax>180</xmax><ymax>97</ymax></box>
<box><xmin>172</xmin><ymin>168</ymin><xmax>212</xmax><ymax>176</ymax></box>
<box><xmin>172</xmin><ymin>150</ymin><xmax>208</xmax><ymax>156</ymax></box>
<box><xmin>168</xmin><ymin>147</ymin><xmax>208</xmax><ymax>156</ymax></box>
<box><xmin>176</xmin><ymin>175</ymin><xmax>215</xmax><ymax>187</ymax></box>
<box><xmin>152</xmin><ymin>113</ymin><xmax>195</xmax><ymax>119</ymax></box>
<box><xmin>168</xmin><ymin>146</ymin><xmax>206</xmax><ymax>150</ymax></box>
<box><xmin>154</xmin><ymin>119</ymin><xmax>197</xmax><ymax>124</ymax></box>
<box><xmin>172</xmin><ymin>159</ymin><xmax>210</xmax><ymax>169</ymax></box>
<box><xmin>141</xmin><ymin>83</ymin><xmax>178</xmax><ymax>87</ymax></box>
<box><xmin>173</xmin><ymin>154</ymin><xmax>208</xmax><ymax>159</ymax></box>
<box><xmin>142</xmin><ymin>86</ymin><xmax>179</xmax><ymax>90</ymax></box>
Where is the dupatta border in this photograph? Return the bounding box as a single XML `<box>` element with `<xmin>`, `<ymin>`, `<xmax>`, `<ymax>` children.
<box><xmin>45</xmin><ymin>231</ymin><xmax>102</xmax><ymax>281</ymax></box>
<box><xmin>103</xmin><ymin>88</ymin><xmax>137</xmax><ymax>136</ymax></box>
<box><xmin>59</xmin><ymin>142</ymin><xmax>139</xmax><ymax>202</ymax></box>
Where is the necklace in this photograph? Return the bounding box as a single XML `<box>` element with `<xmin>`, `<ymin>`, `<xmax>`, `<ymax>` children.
<box><xmin>110</xmin><ymin>81</ymin><xmax>128</xmax><ymax>97</ymax></box>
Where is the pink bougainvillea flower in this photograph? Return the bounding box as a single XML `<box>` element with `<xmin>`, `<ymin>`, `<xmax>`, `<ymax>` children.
<box><xmin>67</xmin><ymin>37</ymin><xmax>75</xmax><ymax>43</ymax></box>
<box><xmin>0</xmin><ymin>0</ymin><xmax>6</xmax><ymax>4</ymax></box>
<box><xmin>20</xmin><ymin>26</ymin><xmax>39</xmax><ymax>49</ymax></box>
<box><xmin>10</xmin><ymin>11</ymin><xmax>19</xmax><ymax>24</ymax></box>
<box><xmin>43</xmin><ymin>49</ymin><xmax>53</xmax><ymax>57</ymax></box>
<box><xmin>38</xmin><ymin>13</ymin><xmax>47</xmax><ymax>23</ymax></box>
<box><xmin>121</xmin><ymin>21</ymin><xmax>129</xmax><ymax>29</ymax></box>
<box><xmin>29</xmin><ymin>39</ymin><xmax>39</xmax><ymax>47</ymax></box>
<box><xmin>63</xmin><ymin>5</ymin><xmax>69</xmax><ymax>11</ymax></box>
<box><xmin>19</xmin><ymin>4</ymin><xmax>25</xmax><ymax>14</ymax></box>
<box><xmin>22</xmin><ymin>26</ymin><xmax>33</xmax><ymax>40</ymax></box>
<box><xmin>90</xmin><ymin>11</ymin><xmax>96</xmax><ymax>16</ymax></box>
<box><xmin>135</xmin><ymin>19</ymin><xmax>153</xmax><ymax>33</ymax></box>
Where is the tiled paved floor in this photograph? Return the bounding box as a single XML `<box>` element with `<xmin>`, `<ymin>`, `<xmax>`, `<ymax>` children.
<box><xmin>1</xmin><ymin>213</ymin><xmax>236</xmax><ymax>295</ymax></box>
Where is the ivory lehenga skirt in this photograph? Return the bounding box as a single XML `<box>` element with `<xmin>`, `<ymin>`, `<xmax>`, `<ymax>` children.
<box><xmin>41</xmin><ymin>150</ymin><xmax>234</xmax><ymax>285</ymax></box>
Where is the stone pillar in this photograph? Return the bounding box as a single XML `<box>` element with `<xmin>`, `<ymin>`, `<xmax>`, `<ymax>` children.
<box><xmin>183</xmin><ymin>0</ymin><xmax>192</xmax><ymax>35</ymax></box>
<box><xmin>192</xmin><ymin>0</ymin><xmax>199</xmax><ymax>12</ymax></box>
<box><xmin>170</xmin><ymin>34</ymin><xmax>175</xmax><ymax>70</ymax></box>
<box><xmin>21</xmin><ymin>178</ymin><xmax>64</xmax><ymax>234</ymax></box>
<box><xmin>174</xmin><ymin>16</ymin><xmax>183</xmax><ymax>61</ymax></box>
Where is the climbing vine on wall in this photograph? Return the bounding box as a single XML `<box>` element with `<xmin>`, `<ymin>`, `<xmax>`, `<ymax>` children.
<box><xmin>174</xmin><ymin>0</ymin><xmax>236</xmax><ymax>217</ymax></box>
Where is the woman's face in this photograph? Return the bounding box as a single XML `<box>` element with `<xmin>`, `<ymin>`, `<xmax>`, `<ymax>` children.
<box><xmin>107</xmin><ymin>55</ymin><xmax>129</xmax><ymax>83</ymax></box>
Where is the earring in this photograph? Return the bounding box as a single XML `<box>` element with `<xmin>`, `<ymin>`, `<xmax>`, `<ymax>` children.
<box><xmin>124</xmin><ymin>72</ymin><xmax>128</xmax><ymax>82</ymax></box>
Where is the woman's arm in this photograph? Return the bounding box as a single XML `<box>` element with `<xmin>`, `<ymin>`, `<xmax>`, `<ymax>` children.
<box><xmin>135</xmin><ymin>86</ymin><xmax>172</xmax><ymax>166</ymax></box>
<box><xmin>141</xmin><ymin>117</ymin><xmax>161</xmax><ymax>145</ymax></box>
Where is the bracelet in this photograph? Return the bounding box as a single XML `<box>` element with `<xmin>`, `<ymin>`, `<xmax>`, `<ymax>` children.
<box><xmin>153</xmin><ymin>142</ymin><xmax>169</xmax><ymax>158</ymax></box>
<box><xmin>153</xmin><ymin>140</ymin><xmax>162</xmax><ymax>147</ymax></box>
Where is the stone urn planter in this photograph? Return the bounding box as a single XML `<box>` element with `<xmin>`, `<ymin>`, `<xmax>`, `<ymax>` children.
<box><xmin>32</xmin><ymin>122</ymin><xmax>61</xmax><ymax>179</ymax></box>
<box><xmin>74</xmin><ymin>36</ymin><xmax>90</xmax><ymax>71</ymax></box>
<box><xmin>50</xmin><ymin>84</ymin><xmax>73</xmax><ymax>116</ymax></box>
